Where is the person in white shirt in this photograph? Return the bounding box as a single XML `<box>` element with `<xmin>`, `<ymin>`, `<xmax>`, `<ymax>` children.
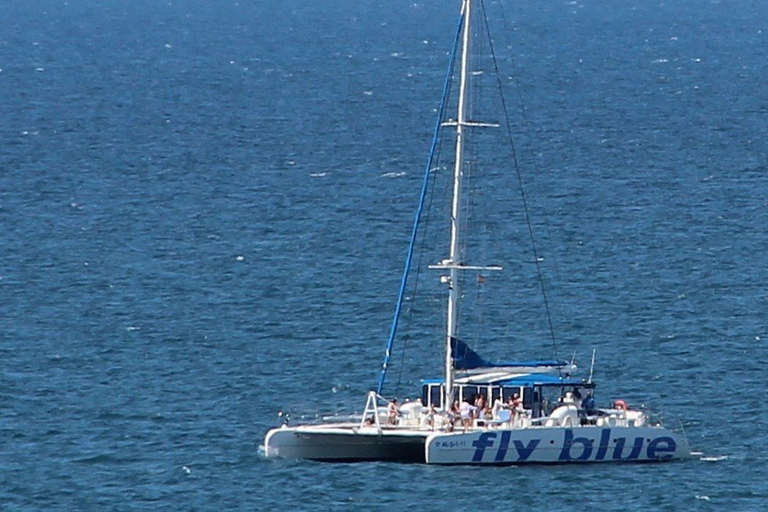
<box><xmin>459</xmin><ymin>397</ymin><xmax>477</xmax><ymax>432</ymax></box>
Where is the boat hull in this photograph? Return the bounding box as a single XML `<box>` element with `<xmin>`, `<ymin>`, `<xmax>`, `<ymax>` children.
<box><xmin>425</xmin><ymin>425</ymin><xmax>691</xmax><ymax>464</ymax></box>
<box><xmin>264</xmin><ymin>424</ymin><xmax>430</xmax><ymax>462</ymax></box>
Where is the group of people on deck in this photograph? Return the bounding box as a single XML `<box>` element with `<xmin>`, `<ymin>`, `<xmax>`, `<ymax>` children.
<box><xmin>553</xmin><ymin>389</ymin><xmax>598</xmax><ymax>416</ymax></box>
<box><xmin>453</xmin><ymin>393</ymin><xmax>524</xmax><ymax>432</ymax></box>
<box><xmin>384</xmin><ymin>393</ymin><xmax>524</xmax><ymax>431</ymax></box>
<box><xmin>381</xmin><ymin>388</ymin><xmax>611</xmax><ymax>431</ymax></box>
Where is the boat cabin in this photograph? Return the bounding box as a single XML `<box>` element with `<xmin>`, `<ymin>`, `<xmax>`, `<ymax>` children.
<box><xmin>421</xmin><ymin>373</ymin><xmax>595</xmax><ymax>419</ymax></box>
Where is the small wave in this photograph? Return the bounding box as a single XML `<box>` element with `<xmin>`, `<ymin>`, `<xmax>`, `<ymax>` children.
<box><xmin>699</xmin><ymin>454</ymin><xmax>728</xmax><ymax>462</ymax></box>
<box><xmin>695</xmin><ymin>495</ymin><xmax>711</xmax><ymax>501</ymax></box>
<box><xmin>309</xmin><ymin>172</ymin><xmax>327</xmax><ymax>177</ymax></box>
<box><xmin>380</xmin><ymin>171</ymin><xmax>406</xmax><ymax>178</ymax></box>
<box><xmin>73</xmin><ymin>453</ymin><xmax>123</xmax><ymax>465</ymax></box>
<box><xmin>96</xmin><ymin>411</ymin><xmax>127</xmax><ymax>421</ymax></box>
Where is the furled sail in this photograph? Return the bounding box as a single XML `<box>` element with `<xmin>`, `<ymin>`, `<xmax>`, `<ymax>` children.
<box><xmin>450</xmin><ymin>338</ymin><xmax>566</xmax><ymax>371</ymax></box>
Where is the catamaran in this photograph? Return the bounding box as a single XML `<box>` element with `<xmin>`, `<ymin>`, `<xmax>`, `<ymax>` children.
<box><xmin>263</xmin><ymin>0</ymin><xmax>691</xmax><ymax>464</ymax></box>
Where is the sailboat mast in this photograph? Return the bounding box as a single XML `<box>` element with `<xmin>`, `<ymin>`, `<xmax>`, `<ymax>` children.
<box><xmin>444</xmin><ymin>0</ymin><xmax>472</xmax><ymax>410</ymax></box>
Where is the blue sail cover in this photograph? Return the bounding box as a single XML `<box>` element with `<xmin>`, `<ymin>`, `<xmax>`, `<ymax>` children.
<box><xmin>450</xmin><ymin>337</ymin><xmax>566</xmax><ymax>370</ymax></box>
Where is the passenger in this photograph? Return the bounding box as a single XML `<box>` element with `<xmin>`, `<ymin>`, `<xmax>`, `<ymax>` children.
<box><xmin>424</xmin><ymin>404</ymin><xmax>436</xmax><ymax>428</ymax></box>
<box><xmin>460</xmin><ymin>396</ymin><xmax>477</xmax><ymax>432</ymax></box>
<box><xmin>446</xmin><ymin>401</ymin><xmax>460</xmax><ymax>432</ymax></box>
<box><xmin>387</xmin><ymin>398</ymin><xmax>400</xmax><ymax>425</ymax></box>
<box><xmin>474</xmin><ymin>394</ymin><xmax>491</xmax><ymax>426</ymax></box>
<box><xmin>492</xmin><ymin>397</ymin><xmax>505</xmax><ymax>419</ymax></box>
<box><xmin>508</xmin><ymin>393</ymin><xmax>523</xmax><ymax>424</ymax></box>
<box><xmin>507</xmin><ymin>393</ymin><xmax>522</xmax><ymax>410</ymax></box>
<box><xmin>363</xmin><ymin>416</ymin><xmax>375</xmax><ymax>427</ymax></box>
<box><xmin>582</xmin><ymin>392</ymin><xmax>597</xmax><ymax>416</ymax></box>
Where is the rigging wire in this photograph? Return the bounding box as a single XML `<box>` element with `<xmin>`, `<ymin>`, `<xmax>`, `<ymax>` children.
<box><xmin>377</xmin><ymin>12</ymin><xmax>465</xmax><ymax>396</ymax></box>
<box><xmin>495</xmin><ymin>0</ymin><xmax>572</xmax><ymax>331</ymax></box>
<box><xmin>394</xmin><ymin>104</ymin><xmax>450</xmax><ymax>396</ymax></box>
<box><xmin>479</xmin><ymin>0</ymin><xmax>562</xmax><ymax>366</ymax></box>
<box><xmin>464</xmin><ymin>9</ymin><xmax>494</xmax><ymax>354</ymax></box>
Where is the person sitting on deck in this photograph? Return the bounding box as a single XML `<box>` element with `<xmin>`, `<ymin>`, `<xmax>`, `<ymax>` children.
<box><xmin>421</xmin><ymin>404</ymin><xmax>437</xmax><ymax>429</ymax></box>
<box><xmin>483</xmin><ymin>403</ymin><xmax>493</xmax><ymax>420</ymax></box>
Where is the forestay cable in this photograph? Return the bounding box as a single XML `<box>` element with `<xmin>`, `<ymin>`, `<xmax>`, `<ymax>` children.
<box><xmin>376</xmin><ymin>13</ymin><xmax>466</xmax><ymax>396</ymax></box>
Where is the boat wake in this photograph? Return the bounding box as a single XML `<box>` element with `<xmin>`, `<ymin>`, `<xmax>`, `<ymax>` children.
<box><xmin>698</xmin><ymin>454</ymin><xmax>728</xmax><ymax>462</ymax></box>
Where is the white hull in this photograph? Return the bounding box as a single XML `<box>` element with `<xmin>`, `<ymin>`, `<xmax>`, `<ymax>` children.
<box><xmin>264</xmin><ymin>424</ymin><xmax>430</xmax><ymax>462</ymax></box>
<box><xmin>265</xmin><ymin>420</ymin><xmax>690</xmax><ymax>465</ymax></box>
<box><xmin>426</xmin><ymin>425</ymin><xmax>691</xmax><ymax>464</ymax></box>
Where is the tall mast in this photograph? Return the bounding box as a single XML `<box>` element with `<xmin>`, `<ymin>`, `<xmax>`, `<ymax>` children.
<box><xmin>444</xmin><ymin>0</ymin><xmax>472</xmax><ymax>409</ymax></box>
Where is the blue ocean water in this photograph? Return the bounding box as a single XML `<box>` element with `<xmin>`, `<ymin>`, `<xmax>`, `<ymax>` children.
<box><xmin>1</xmin><ymin>0</ymin><xmax>767</xmax><ymax>509</ymax></box>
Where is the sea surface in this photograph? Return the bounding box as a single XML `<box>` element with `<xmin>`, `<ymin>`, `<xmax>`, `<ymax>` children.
<box><xmin>1</xmin><ymin>0</ymin><xmax>767</xmax><ymax>510</ymax></box>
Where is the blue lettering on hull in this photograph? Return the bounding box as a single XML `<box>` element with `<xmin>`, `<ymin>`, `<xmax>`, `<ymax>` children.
<box><xmin>494</xmin><ymin>431</ymin><xmax>511</xmax><ymax>462</ymax></box>
<box><xmin>612</xmin><ymin>435</ymin><xmax>644</xmax><ymax>460</ymax></box>
<box><xmin>467</xmin><ymin>428</ymin><xmax>678</xmax><ymax>463</ymax></box>
<box><xmin>647</xmin><ymin>436</ymin><xmax>676</xmax><ymax>460</ymax></box>
<box><xmin>471</xmin><ymin>433</ymin><xmax>497</xmax><ymax>462</ymax></box>
<box><xmin>558</xmin><ymin>429</ymin><xmax>594</xmax><ymax>461</ymax></box>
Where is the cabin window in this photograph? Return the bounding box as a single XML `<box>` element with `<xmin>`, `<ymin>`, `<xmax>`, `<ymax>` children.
<box><xmin>421</xmin><ymin>384</ymin><xmax>443</xmax><ymax>408</ymax></box>
<box><xmin>460</xmin><ymin>385</ymin><xmax>481</xmax><ymax>403</ymax></box>
<box><xmin>522</xmin><ymin>387</ymin><xmax>534</xmax><ymax>409</ymax></box>
<box><xmin>430</xmin><ymin>385</ymin><xmax>441</xmax><ymax>408</ymax></box>
<box><xmin>502</xmin><ymin>387</ymin><xmax>522</xmax><ymax>402</ymax></box>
